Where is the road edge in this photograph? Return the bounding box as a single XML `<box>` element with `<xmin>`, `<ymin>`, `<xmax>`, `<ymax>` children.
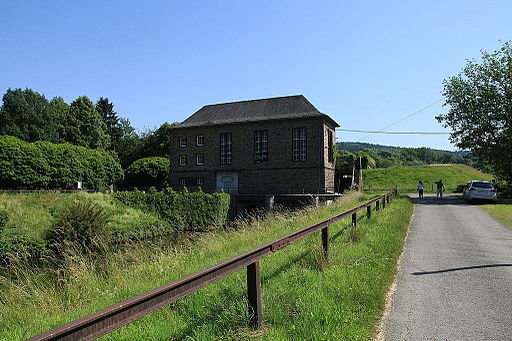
<box><xmin>373</xmin><ymin>197</ymin><xmax>415</xmax><ymax>341</ymax></box>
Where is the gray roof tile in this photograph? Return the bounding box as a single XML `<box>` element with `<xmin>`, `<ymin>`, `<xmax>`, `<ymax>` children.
<box><xmin>174</xmin><ymin>95</ymin><xmax>339</xmax><ymax>128</ymax></box>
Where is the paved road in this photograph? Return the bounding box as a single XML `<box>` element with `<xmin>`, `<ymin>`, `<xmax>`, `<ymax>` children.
<box><xmin>381</xmin><ymin>194</ymin><xmax>512</xmax><ymax>341</ymax></box>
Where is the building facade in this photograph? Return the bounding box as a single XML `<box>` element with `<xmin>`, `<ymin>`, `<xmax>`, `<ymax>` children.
<box><xmin>170</xmin><ymin>95</ymin><xmax>339</xmax><ymax>194</ymax></box>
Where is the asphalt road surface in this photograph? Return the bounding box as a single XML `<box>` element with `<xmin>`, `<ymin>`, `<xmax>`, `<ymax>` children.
<box><xmin>381</xmin><ymin>194</ymin><xmax>512</xmax><ymax>341</ymax></box>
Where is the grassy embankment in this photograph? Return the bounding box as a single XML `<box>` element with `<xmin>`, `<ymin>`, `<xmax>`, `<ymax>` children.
<box><xmin>0</xmin><ymin>191</ymin><xmax>167</xmax><ymax>240</ymax></box>
<box><xmin>363</xmin><ymin>164</ymin><xmax>493</xmax><ymax>193</ymax></box>
<box><xmin>0</xmin><ymin>191</ymin><xmax>413</xmax><ymax>340</ymax></box>
<box><xmin>481</xmin><ymin>200</ymin><xmax>512</xmax><ymax>228</ymax></box>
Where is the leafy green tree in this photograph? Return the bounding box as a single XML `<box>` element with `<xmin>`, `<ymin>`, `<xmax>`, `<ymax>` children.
<box><xmin>66</xmin><ymin>96</ymin><xmax>110</xmax><ymax>149</ymax></box>
<box><xmin>0</xmin><ymin>88</ymin><xmax>54</xmax><ymax>142</ymax></box>
<box><xmin>46</xmin><ymin>96</ymin><xmax>70</xmax><ymax>143</ymax></box>
<box><xmin>437</xmin><ymin>41</ymin><xmax>512</xmax><ymax>182</ymax></box>
<box><xmin>124</xmin><ymin>156</ymin><xmax>170</xmax><ymax>188</ymax></box>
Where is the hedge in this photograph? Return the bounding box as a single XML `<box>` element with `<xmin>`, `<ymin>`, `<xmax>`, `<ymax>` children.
<box><xmin>114</xmin><ymin>188</ymin><xmax>232</xmax><ymax>232</ymax></box>
<box><xmin>0</xmin><ymin>135</ymin><xmax>123</xmax><ymax>189</ymax></box>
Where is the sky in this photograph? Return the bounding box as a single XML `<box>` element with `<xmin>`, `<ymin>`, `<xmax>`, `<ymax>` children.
<box><xmin>1</xmin><ymin>1</ymin><xmax>511</xmax><ymax>151</ymax></box>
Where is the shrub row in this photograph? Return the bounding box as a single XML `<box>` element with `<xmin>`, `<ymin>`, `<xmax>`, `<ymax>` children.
<box><xmin>114</xmin><ymin>189</ymin><xmax>232</xmax><ymax>232</ymax></box>
<box><xmin>0</xmin><ymin>135</ymin><xmax>123</xmax><ymax>189</ymax></box>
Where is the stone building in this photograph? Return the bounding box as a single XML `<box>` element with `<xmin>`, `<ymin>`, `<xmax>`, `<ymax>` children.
<box><xmin>169</xmin><ymin>95</ymin><xmax>339</xmax><ymax>194</ymax></box>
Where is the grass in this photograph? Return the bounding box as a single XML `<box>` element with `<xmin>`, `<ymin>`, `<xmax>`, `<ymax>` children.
<box><xmin>0</xmin><ymin>191</ymin><xmax>413</xmax><ymax>340</ymax></box>
<box><xmin>363</xmin><ymin>164</ymin><xmax>493</xmax><ymax>193</ymax></box>
<box><xmin>481</xmin><ymin>199</ymin><xmax>512</xmax><ymax>228</ymax></box>
<box><xmin>0</xmin><ymin>192</ymin><xmax>166</xmax><ymax>239</ymax></box>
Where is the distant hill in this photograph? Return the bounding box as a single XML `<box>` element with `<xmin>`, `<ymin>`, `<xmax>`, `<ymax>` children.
<box><xmin>337</xmin><ymin>142</ymin><xmax>473</xmax><ymax>168</ymax></box>
<box><xmin>362</xmin><ymin>164</ymin><xmax>493</xmax><ymax>192</ymax></box>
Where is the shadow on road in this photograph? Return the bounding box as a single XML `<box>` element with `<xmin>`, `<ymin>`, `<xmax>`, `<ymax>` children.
<box><xmin>407</xmin><ymin>194</ymin><xmax>470</xmax><ymax>206</ymax></box>
<box><xmin>412</xmin><ymin>263</ymin><xmax>512</xmax><ymax>275</ymax></box>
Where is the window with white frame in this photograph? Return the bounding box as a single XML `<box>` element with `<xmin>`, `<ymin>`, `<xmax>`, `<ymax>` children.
<box><xmin>292</xmin><ymin>127</ymin><xmax>307</xmax><ymax>161</ymax></box>
<box><xmin>179</xmin><ymin>136</ymin><xmax>187</xmax><ymax>148</ymax></box>
<box><xmin>196</xmin><ymin>134</ymin><xmax>204</xmax><ymax>147</ymax></box>
<box><xmin>179</xmin><ymin>154</ymin><xmax>187</xmax><ymax>166</ymax></box>
<box><xmin>179</xmin><ymin>178</ymin><xmax>186</xmax><ymax>186</ymax></box>
<box><xmin>196</xmin><ymin>177</ymin><xmax>204</xmax><ymax>186</ymax></box>
<box><xmin>254</xmin><ymin>130</ymin><xmax>268</xmax><ymax>161</ymax></box>
<box><xmin>219</xmin><ymin>132</ymin><xmax>232</xmax><ymax>164</ymax></box>
<box><xmin>196</xmin><ymin>153</ymin><xmax>204</xmax><ymax>166</ymax></box>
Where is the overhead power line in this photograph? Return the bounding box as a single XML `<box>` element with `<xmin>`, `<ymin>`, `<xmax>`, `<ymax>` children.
<box><xmin>336</xmin><ymin>128</ymin><xmax>450</xmax><ymax>135</ymax></box>
<box><xmin>378</xmin><ymin>98</ymin><xmax>444</xmax><ymax>131</ymax></box>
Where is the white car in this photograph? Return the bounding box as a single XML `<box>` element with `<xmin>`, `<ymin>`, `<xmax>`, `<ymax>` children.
<box><xmin>463</xmin><ymin>180</ymin><xmax>497</xmax><ymax>202</ymax></box>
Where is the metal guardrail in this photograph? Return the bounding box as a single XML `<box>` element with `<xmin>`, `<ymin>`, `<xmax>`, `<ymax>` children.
<box><xmin>27</xmin><ymin>189</ymin><xmax>397</xmax><ymax>340</ymax></box>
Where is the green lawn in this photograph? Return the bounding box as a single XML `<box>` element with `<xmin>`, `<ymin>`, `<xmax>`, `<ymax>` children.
<box><xmin>0</xmin><ymin>192</ymin><xmax>413</xmax><ymax>340</ymax></box>
<box><xmin>363</xmin><ymin>164</ymin><xmax>493</xmax><ymax>193</ymax></box>
<box><xmin>481</xmin><ymin>200</ymin><xmax>512</xmax><ymax>228</ymax></box>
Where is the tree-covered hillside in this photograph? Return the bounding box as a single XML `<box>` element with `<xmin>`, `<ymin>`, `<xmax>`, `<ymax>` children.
<box><xmin>337</xmin><ymin>142</ymin><xmax>475</xmax><ymax>169</ymax></box>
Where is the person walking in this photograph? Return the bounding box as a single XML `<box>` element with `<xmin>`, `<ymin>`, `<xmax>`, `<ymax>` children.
<box><xmin>435</xmin><ymin>180</ymin><xmax>445</xmax><ymax>199</ymax></box>
<box><xmin>417</xmin><ymin>181</ymin><xmax>424</xmax><ymax>198</ymax></box>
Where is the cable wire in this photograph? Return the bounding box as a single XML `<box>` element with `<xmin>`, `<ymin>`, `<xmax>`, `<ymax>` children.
<box><xmin>336</xmin><ymin>128</ymin><xmax>450</xmax><ymax>135</ymax></box>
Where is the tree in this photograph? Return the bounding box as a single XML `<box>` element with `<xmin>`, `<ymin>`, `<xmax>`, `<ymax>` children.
<box><xmin>437</xmin><ymin>41</ymin><xmax>512</xmax><ymax>182</ymax></box>
<box><xmin>0</xmin><ymin>88</ymin><xmax>54</xmax><ymax>142</ymax></box>
<box><xmin>66</xmin><ymin>96</ymin><xmax>110</xmax><ymax>149</ymax></box>
<box><xmin>96</xmin><ymin>97</ymin><xmax>124</xmax><ymax>151</ymax></box>
<box><xmin>123</xmin><ymin>156</ymin><xmax>170</xmax><ymax>188</ymax></box>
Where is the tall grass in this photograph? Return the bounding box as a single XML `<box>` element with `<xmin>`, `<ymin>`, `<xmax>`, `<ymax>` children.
<box><xmin>0</xmin><ymin>192</ymin><xmax>412</xmax><ymax>340</ymax></box>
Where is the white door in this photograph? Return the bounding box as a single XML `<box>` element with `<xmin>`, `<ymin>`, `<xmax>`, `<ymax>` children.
<box><xmin>216</xmin><ymin>172</ymin><xmax>239</xmax><ymax>194</ymax></box>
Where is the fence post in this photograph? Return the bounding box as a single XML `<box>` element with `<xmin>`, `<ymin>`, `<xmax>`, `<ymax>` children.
<box><xmin>366</xmin><ymin>205</ymin><xmax>371</xmax><ymax>219</ymax></box>
<box><xmin>386</xmin><ymin>195</ymin><xmax>390</xmax><ymax>204</ymax></box>
<box><xmin>382</xmin><ymin>198</ymin><xmax>386</xmax><ymax>209</ymax></box>
<box><xmin>247</xmin><ymin>261</ymin><xmax>262</xmax><ymax>329</ymax></box>
<box><xmin>352</xmin><ymin>212</ymin><xmax>357</xmax><ymax>226</ymax></box>
<box><xmin>376</xmin><ymin>200</ymin><xmax>380</xmax><ymax>211</ymax></box>
<box><xmin>322</xmin><ymin>227</ymin><xmax>328</xmax><ymax>258</ymax></box>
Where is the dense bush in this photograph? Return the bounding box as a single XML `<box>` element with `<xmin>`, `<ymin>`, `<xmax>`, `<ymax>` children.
<box><xmin>114</xmin><ymin>189</ymin><xmax>232</xmax><ymax>232</ymax></box>
<box><xmin>46</xmin><ymin>201</ymin><xmax>112</xmax><ymax>250</ymax></box>
<box><xmin>0</xmin><ymin>210</ymin><xmax>7</xmax><ymax>227</ymax></box>
<box><xmin>0</xmin><ymin>135</ymin><xmax>123</xmax><ymax>189</ymax></box>
<box><xmin>0</xmin><ymin>232</ymin><xmax>48</xmax><ymax>265</ymax></box>
<box><xmin>124</xmin><ymin>157</ymin><xmax>170</xmax><ymax>188</ymax></box>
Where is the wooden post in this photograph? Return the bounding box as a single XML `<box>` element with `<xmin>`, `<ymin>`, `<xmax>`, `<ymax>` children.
<box><xmin>367</xmin><ymin>205</ymin><xmax>371</xmax><ymax>219</ymax></box>
<box><xmin>322</xmin><ymin>227</ymin><xmax>328</xmax><ymax>258</ymax></box>
<box><xmin>376</xmin><ymin>200</ymin><xmax>380</xmax><ymax>211</ymax></box>
<box><xmin>352</xmin><ymin>212</ymin><xmax>357</xmax><ymax>226</ymax></box>
<box><xmin>382</xmin><ymin>198</ymin><xmax>386</xmax><ymax>209</ymax></box>
<box><xmin>247</xmin><ymin>261</ymin><xmax>262</xmax><ymax>329</ymax></box>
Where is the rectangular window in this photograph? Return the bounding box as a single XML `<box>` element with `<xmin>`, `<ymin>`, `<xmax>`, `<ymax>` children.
<box><xmin>293</xmin><ymin>127</ymin><xmax>307</xmax><ymax>161</ymax></box>
<box><xmin>328</xmin><ymin>129</ymin><xmax>333</xmax><ymax>163</ymax></box>
<box><xmin>197</xmin><ymin>177</ymin><xmax>204</xmax><ymax>186</ymax></box>
<box><xmin>179</xmin><ymin>136</ymin><xmax>187</xmax><ymax>148</ymax></box>
<box><xmin>179</xmin><ymin>154</ymin><xmax>187</xmax><ymax>166</ymax></box>
<box><xmin>220</xmin><ymin>132</ymin><xmax>232</xmax><ymax>164</ymax></box>
<box><xmin>196</xmin><ymin>153</ymin><xmax>204</xmax><ymax>166</ymax></box>
<box><xmin>196</xmin><ymin>134</ymin><xmax>204</xmax><ymax>147</ymax></box>
<box><xmin>179</xmin><ymin>178</ymin><xmax>186</xmax><ymax>186</ymax></box>
<box><xmin>254</xmin><ymin>130</ymin><xmax>268</xmax><ymax>161</ymax></box>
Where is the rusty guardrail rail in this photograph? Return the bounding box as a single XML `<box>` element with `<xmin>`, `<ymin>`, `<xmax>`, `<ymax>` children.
<box><xmin>27</xmin><ymin>189</ymin><xmax>396</xmax><ymax>340</ymax></box>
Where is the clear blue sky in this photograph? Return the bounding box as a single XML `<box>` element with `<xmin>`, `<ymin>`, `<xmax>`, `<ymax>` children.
<box><xmin>1</xmin><ymin>1</ymin><xmax>510</xmax><ymax>150</ymax></box>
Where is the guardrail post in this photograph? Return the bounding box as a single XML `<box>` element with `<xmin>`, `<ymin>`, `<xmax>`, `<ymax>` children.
<box><xmin>382</xmin><ymin>198</ymin><xmax>386</xmax><ymax>209</ymax></box>
<box><xmin>247</xmin><ymin>261</ymin><xmax>262</xmax><ymax>329</ymax></box>
<box><xmin>386</xmin><ymin>195</ymin><xmax>390</xmax><ymax>204</ymax></box>
<box><xmin>376</xmin><ymin>200</ymin><xmax>380</xmax><ymax>211</ymax></box>
<box><xmin>366</xmin><ymin>205</ymin><xmax>371</xmax><ymax>219</ymax></box>
<box><xmin>322</xmin><ymin>227</ymin><xmax>328</xmax><ymax>258</ymax></box>
<box><xmin>352</xmin><ymin>212</ymin><xmax>357</xmax><ymax>226</ymax></box>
